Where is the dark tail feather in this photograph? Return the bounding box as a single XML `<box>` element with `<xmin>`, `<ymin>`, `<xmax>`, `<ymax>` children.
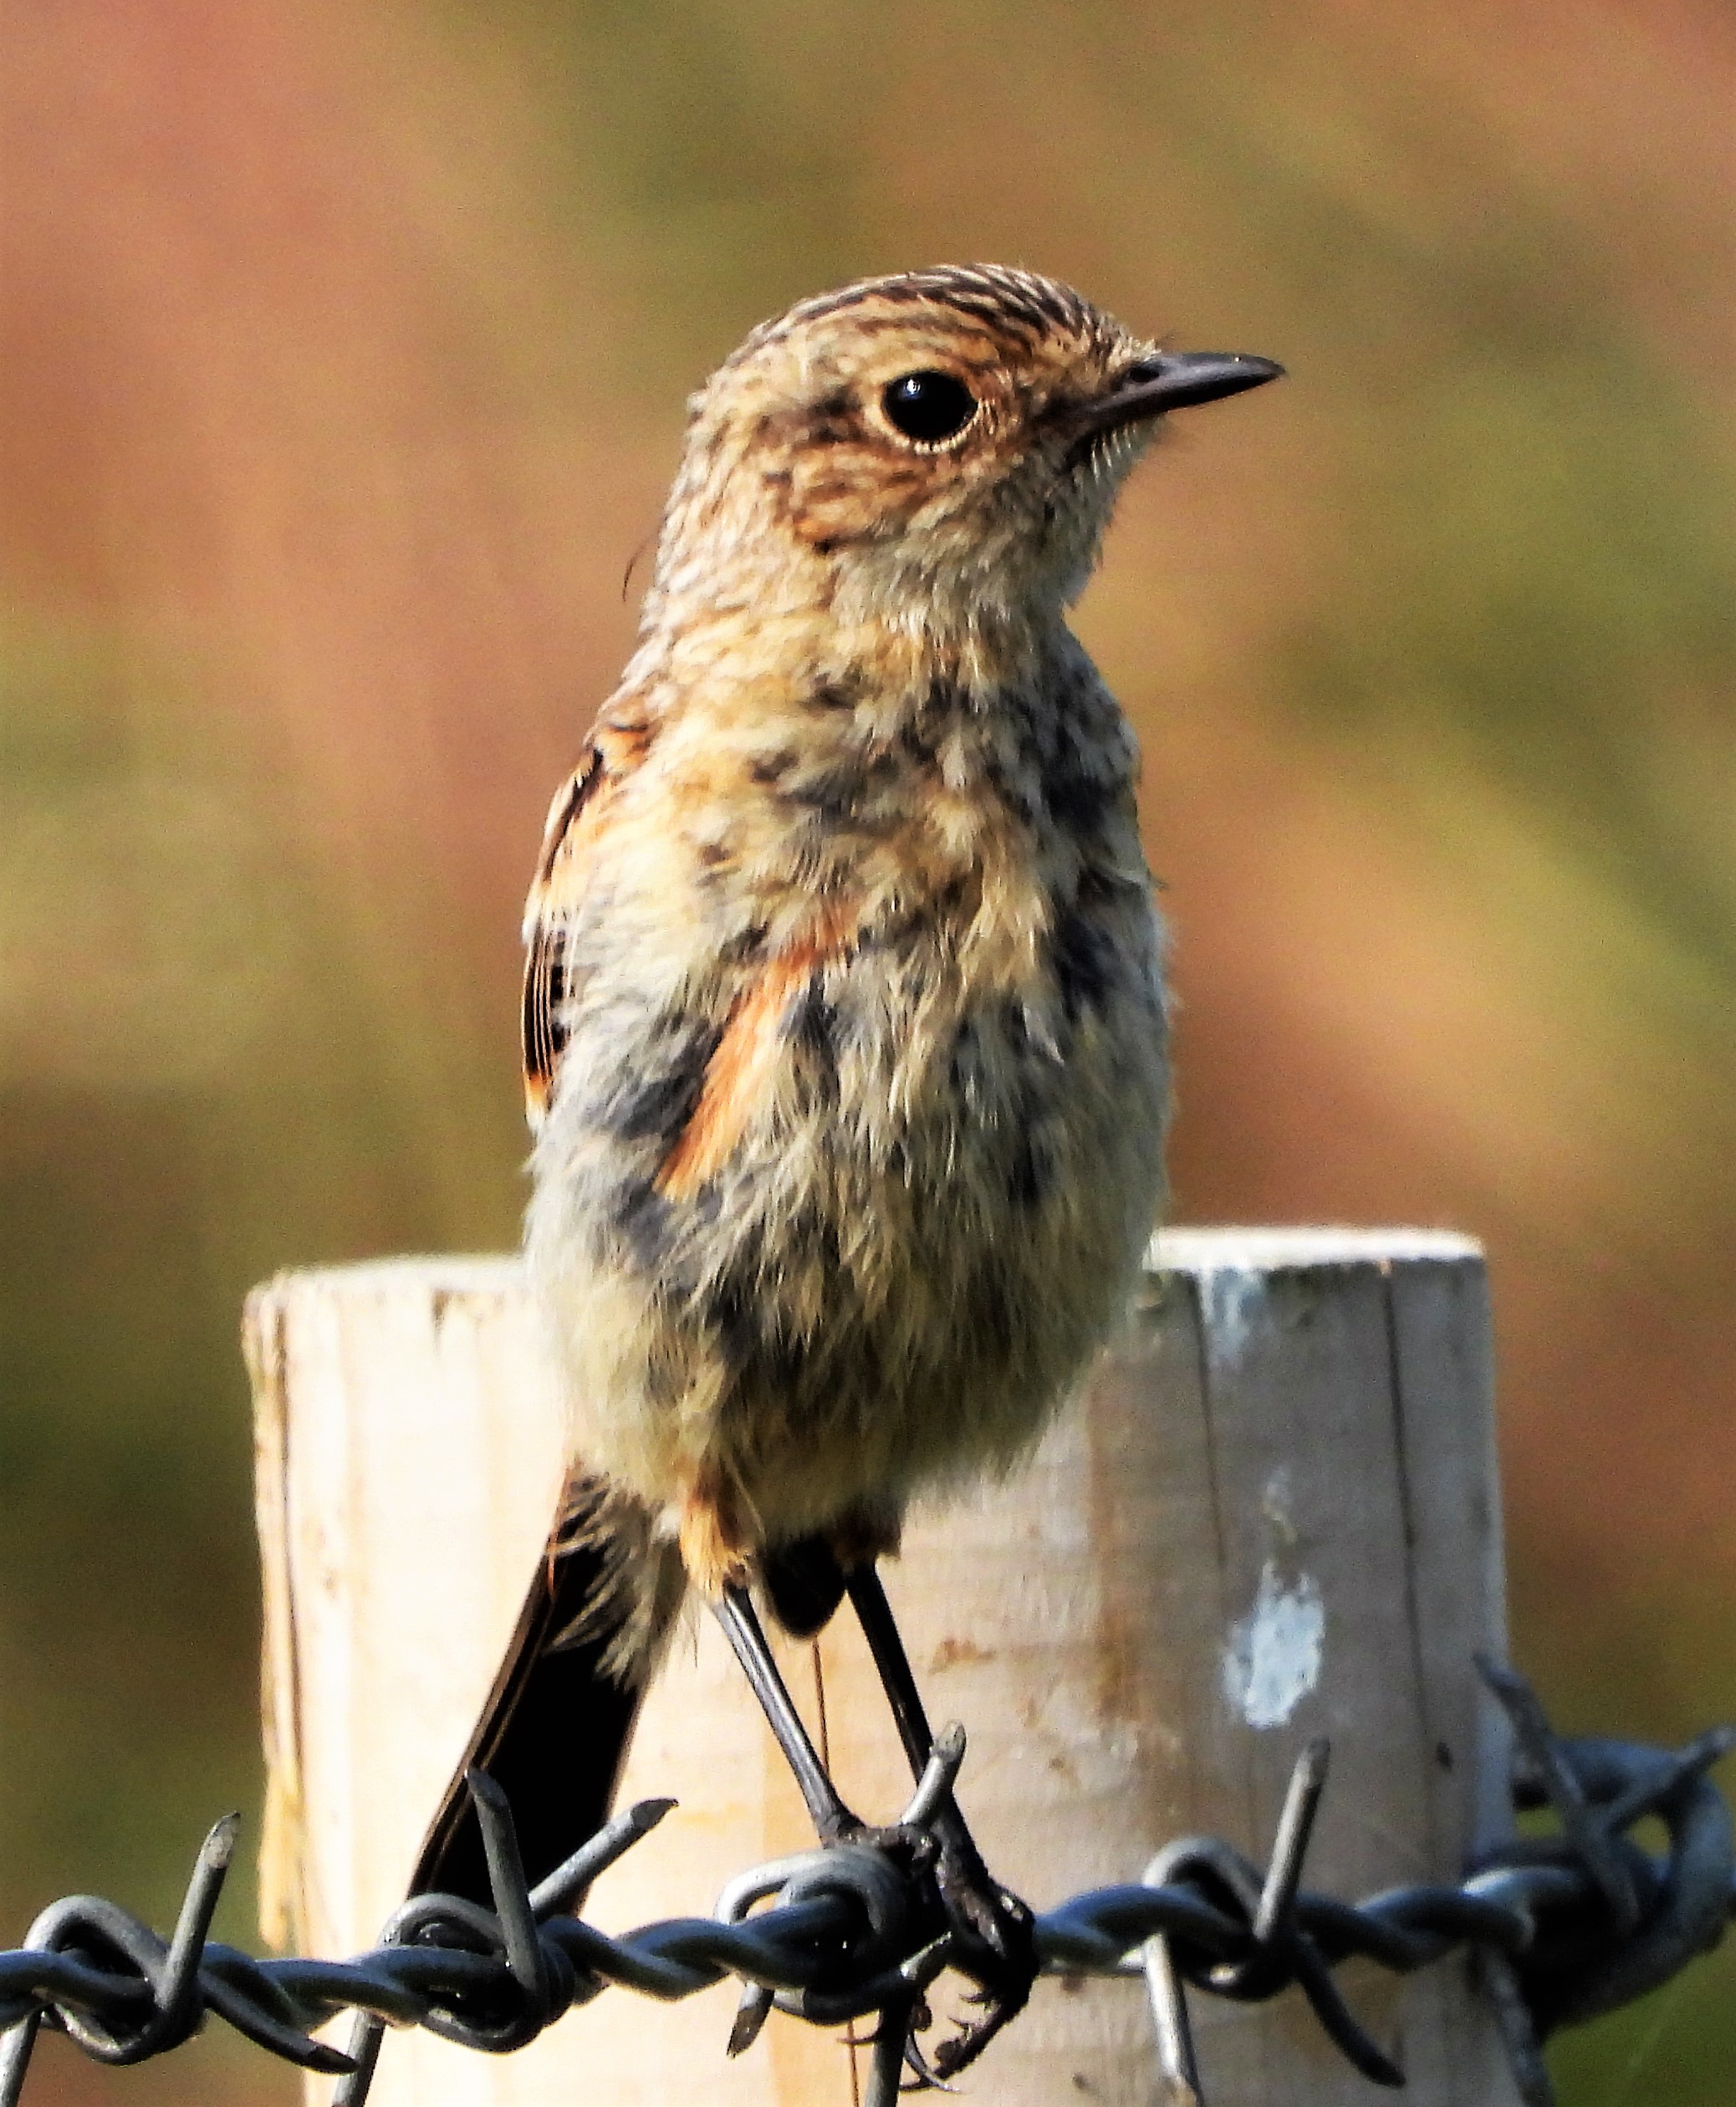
<box><xmin>411</xmin><ymin>1489</ymin><xmax>679</xmax><ymax>1907</ymax></box>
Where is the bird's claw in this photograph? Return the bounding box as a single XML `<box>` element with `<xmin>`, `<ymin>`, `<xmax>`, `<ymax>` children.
<box><xmin>900</xmin><ymin>2022</ymin><xmax>958</xmax><ymax>2092</ymax></box>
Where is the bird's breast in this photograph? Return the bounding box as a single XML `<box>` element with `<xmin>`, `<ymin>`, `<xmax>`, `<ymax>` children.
<box><xmin>526</xmin><ymin>668</ymin><xmax>1168</xmax><ymax>1538</ymax></box>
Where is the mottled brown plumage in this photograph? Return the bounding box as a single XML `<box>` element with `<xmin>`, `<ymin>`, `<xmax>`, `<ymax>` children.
<box><xmin>415</xmin><ymin>269</ymin><xmax>1280</xmax><ymax>2024</ymax></box>
<box><xmin>528</xmin><ymin>268</ymin><xmax>1182</xmax><ymax>1584</ymax></box>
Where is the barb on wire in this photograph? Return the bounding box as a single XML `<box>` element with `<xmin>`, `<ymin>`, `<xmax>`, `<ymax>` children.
<box><xmin>0</xmin><ymin>1665</ymin><xmax>1729</xmax><ymax>2107</ymax></box>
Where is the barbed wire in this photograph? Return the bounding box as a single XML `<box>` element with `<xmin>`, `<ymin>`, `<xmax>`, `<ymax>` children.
<box><xmin>0</xmin><ymin>1661</ymin><xmax>1728</xmax><ymax>2107</ymax></box>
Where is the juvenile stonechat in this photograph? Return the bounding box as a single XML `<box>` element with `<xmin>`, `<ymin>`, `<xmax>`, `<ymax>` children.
<box><xmin>415</xmin><ymin>264</ymin><xmax>1281</xmax><ymax>2075</ymax></box>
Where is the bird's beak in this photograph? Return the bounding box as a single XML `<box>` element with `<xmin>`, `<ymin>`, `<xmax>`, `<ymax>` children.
<box><xmin>1074</xmin><ymin>350</ymin><xmax>1284</xmax><ymax>436</ymax></box>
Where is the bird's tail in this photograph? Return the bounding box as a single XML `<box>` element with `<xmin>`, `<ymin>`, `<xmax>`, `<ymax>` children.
<box><xmin>410</xmin><ymin>1477</ymin><xmax>684</xmax><ymax>1905</ymax></box>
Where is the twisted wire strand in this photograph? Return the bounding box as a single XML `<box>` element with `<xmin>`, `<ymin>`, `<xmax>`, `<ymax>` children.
<box><xmin>0</xmin><ymin>1671</ymin><xmax>1729</xmax><ymax>2107</ymax></box>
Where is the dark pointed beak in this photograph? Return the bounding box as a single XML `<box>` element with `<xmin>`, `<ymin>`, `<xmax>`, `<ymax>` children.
<box><xmin>1075</xmin><ymin>350</ymin><xmax>1284</xmax><ymax>436</ymax></box>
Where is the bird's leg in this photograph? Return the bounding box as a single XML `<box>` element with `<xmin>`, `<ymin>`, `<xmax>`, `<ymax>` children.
<box><xmin>691</xmin><ymin>1473</ymin><xmax>868</xmax><ymax>1836</ymax></box>
<box><xmin>709</xmin><ymin>1584</ymin><xmax>862</xmax><ymax>1841</ymax></box>
<box><xmin>844</xmin><ymin>1561</ymin><xmax>1037</xmax><ymax>2075</ymax></box>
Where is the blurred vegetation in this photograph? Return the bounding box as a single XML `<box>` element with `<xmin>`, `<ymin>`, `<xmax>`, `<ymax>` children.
<box><xmin>1</xmin><ymin>1</ymin><xmax>1732</xmax><ymax>2099</ymax></box>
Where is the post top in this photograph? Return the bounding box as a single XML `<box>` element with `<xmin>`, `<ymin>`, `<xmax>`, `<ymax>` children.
<box><xmin>248</xmin><ymin>1229</ymin><xmax>1483</xmax><ymax>1314</ymax></box>
<box><xmin>1150</xmin><ymin>1226</ymin><xmax>1483</xmax><ymax>1272</ymax></box>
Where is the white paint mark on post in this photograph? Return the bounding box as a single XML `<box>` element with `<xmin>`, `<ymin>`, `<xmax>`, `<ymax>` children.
<box><xmin>1204</xmin><ymin>1268</ymin><xmax>1264</xmax><ymax>1370</ymax></box>
<box><xmin>1223</xmin><ymin>1560</ymin><xmax>1325</xmax><ymax>1729</ymax></box>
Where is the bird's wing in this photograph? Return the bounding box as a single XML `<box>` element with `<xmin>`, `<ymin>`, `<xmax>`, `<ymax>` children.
<box><xmin>520</xmin><ymin>712</ymin><xmax>652</xmax><ymax>1130</ymax></box>
<box><xmin>526</xmin><ymin>711</ymin><xmax>860</xmax><ymax>1189</ymax></box>
<box><xmin>408</xmin><ymin>717</ymin><xmax>670</xmax><ymax>1905</ymax></box>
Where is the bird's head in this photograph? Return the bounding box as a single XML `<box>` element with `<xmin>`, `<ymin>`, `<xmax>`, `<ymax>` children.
<box><xmin>644</xmin><ymin>264</ymin><xmax>1281</xmax><ymax>650</ymax></box>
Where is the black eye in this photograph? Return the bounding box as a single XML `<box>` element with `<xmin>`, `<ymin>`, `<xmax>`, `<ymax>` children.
<box><xmin>881</xmin><ymin>370</ymin><xmax>978</xmax><ymax>444</ymax></box>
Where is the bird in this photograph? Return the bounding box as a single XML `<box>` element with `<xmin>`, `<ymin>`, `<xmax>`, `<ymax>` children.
<box><xmin>411</xmin><ymin>263</ymin><xmax>1281</xmax><ymax>2072</ymax></box>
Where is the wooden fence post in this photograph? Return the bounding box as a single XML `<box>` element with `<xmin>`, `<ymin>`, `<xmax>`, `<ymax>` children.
<box><xmin>246</xmin><ymin>1229</ymin><xmax>1524</xmax><ymax>2104</ymax></box>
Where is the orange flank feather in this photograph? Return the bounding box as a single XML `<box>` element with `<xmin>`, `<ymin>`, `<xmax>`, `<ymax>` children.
<box><xmin>656</xmin><ymin>905</ymin><xmax>855</xmax><ymax>1201</ymax></box>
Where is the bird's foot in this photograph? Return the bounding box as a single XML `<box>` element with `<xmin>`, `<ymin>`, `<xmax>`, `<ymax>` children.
<box><xmin>836</xmin><ymin>1809</ymin><xmax>1035</xmax><ymax>2081</ymax></box>
<box><xmin>925</xmin><ymin>1827</ymin><xmax>1037</xmax><ymax>2079</ymax></box>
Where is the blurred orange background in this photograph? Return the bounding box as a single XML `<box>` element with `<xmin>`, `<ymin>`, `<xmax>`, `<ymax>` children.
<box><xmin>2</xmin><ymin>2</ymin><xmax>1733</xmax><ymax>2099</ymax></box>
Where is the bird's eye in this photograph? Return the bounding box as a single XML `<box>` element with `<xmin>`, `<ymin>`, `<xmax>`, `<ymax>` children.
<box><xmin>881</xmin><ymin>370</ymin><xmax>978</xmax><ymax>445</ymax></box>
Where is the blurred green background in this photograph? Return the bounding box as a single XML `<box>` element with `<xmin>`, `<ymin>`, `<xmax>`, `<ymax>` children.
<box><xmin>2</xmin><ymin>1</ymin><xmax>1733</xmax><ymax>2099</ymax></box>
